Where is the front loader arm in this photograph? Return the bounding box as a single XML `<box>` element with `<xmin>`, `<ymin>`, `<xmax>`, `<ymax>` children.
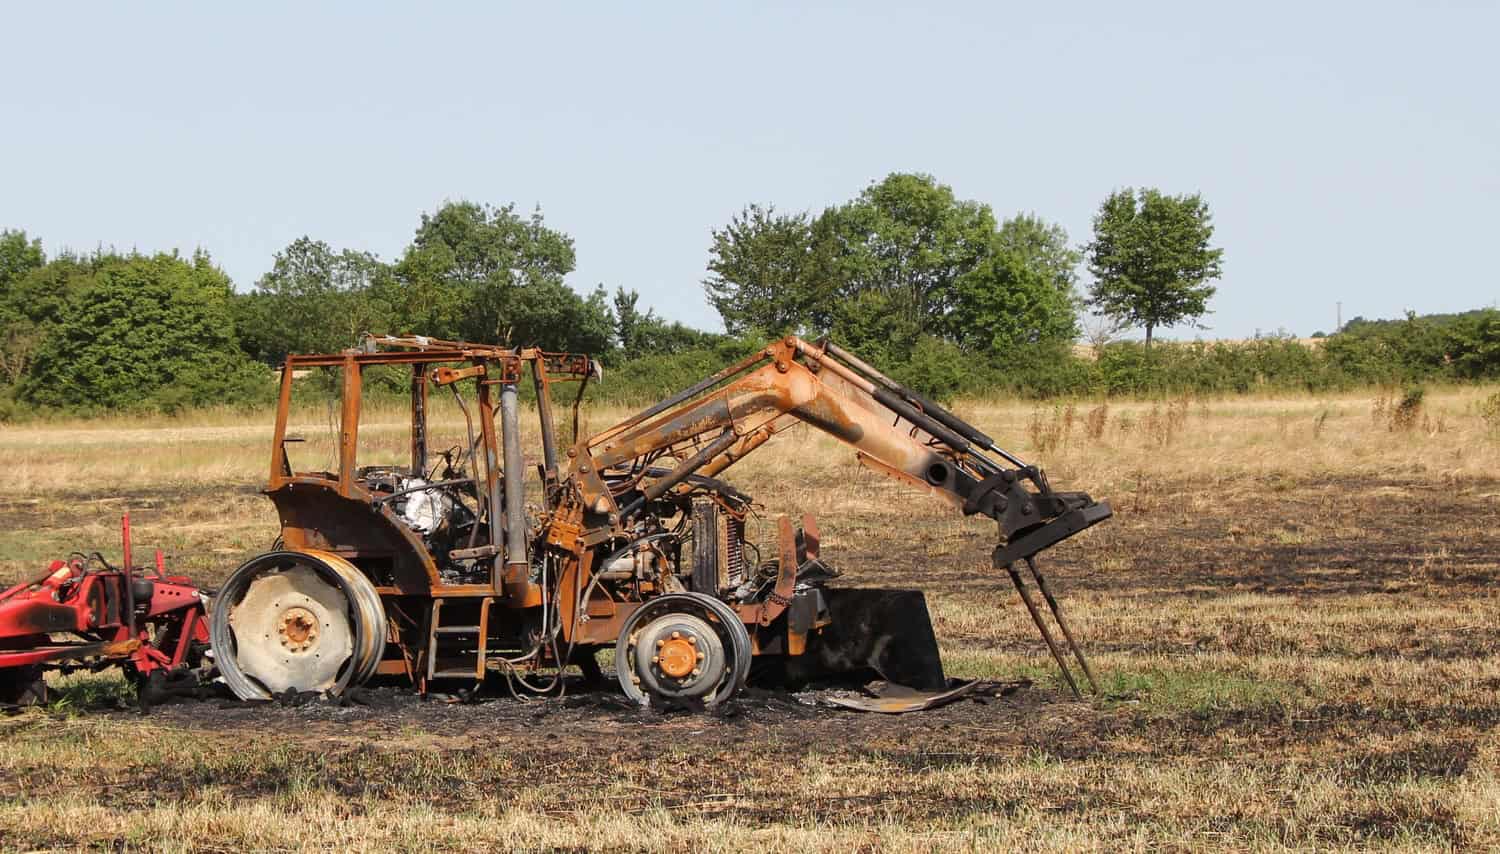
<box><xmin>566</xmin><ymin>336</ymin><xmax>1110</xmax><ymax>555</ymax></box>
<box><xmin>562</xmin><ymin>335</ymin><xmax>1112</xmax><ymax>699</ymax></box>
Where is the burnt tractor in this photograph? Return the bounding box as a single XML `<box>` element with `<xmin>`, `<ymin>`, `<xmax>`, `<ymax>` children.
<box><xmin>209</xmin><ymin>335</ymin><xmax>1109</xmax><ymax>709</ymax></box>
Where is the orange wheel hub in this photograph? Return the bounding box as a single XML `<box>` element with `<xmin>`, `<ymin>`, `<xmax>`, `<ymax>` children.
<box><xmin>656</xmin><ymin>635</ymin><xmax>698</xmax><ymax>678</ymax></box>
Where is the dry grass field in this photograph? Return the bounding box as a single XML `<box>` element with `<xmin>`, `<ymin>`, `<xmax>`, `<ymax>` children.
<box><xmin>2</xmin><ymin>386</ymin><xmax>1498</xmax><ymax>851</ymax></box>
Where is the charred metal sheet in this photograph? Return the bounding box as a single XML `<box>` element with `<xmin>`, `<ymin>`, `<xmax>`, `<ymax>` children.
<box><xmin>771</xmin><ymin>588</ymin><xmax>947</xmax><ymax>692</ymax></box>
<box><xmin>818</xmin><ymin>679</ymin><xmax>985</xmax><ymax>714</ymax></box>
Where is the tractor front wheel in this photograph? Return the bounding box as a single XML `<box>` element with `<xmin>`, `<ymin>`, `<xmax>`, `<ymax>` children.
<box><xmin>614</xmin><ymin>593</ymin><xmax>751</xmax><ymax>709</ymax></box>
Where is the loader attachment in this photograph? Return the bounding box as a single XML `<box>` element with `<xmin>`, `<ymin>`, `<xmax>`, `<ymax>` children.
<box><xmin>766</xmin><ymin>588</ymin><xmax>947</xmax><ymax>693</ymax></box>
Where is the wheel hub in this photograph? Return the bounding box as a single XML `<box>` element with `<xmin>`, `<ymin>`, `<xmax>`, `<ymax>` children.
<box><xmin>655</xmin><ymin>631</ymin><xmax>701</xmax><ymax>679</ymax></box>
<box><xmin>226</xmin><ymin>565</ymin><xmax>352</xmax><ymax>694</ymax></box>
<box><xmin>630</xmin><ymin>614</ymin><xmax>725</xmax><ymax>699</ymax></box>
<box><xmin>277</xmin><ymin>607</ymin><xmax>320</xmax><ymax>652</ymax></box>
<box><xmin>614</xmin><ymin>593</ymin><xmax>754</xmax><ymax>709</ymax></box>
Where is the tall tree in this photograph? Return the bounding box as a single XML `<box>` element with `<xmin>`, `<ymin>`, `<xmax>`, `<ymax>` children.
<box><xmin>394</xmin><ymin>201</ymin><xmax>578</xmax><ymax>345</ymax></box>
<box><xmin>1085</xmin><ymin>188</ymin><xmax>1224</xmax><ymax>347</ymax></box>
<box><xmin>613</xmin><ymin>287</ymin><xmax>644</xmax><ymax>355</ymax></box>
<box><xmin>0</xmin><ymin>230</ymin><xmax>47</xmax><ymax>385</ymax></box>
<box><xmin>237</xmin><ymin>237</ymin><xmax>388</xmax><ymax>362</ymax></box>
<box><xmin>0</xmin><ymin>230</ymin><xmax>44</xmax><ymax>291</ymax></box>
<box><xmin>823</xmin><ymin>173</ymin><xmax>997</xmax><ymax>338</ymax></box>
<box><xmin>501</xmin><ymin>280</ymin><xmax>614</xmax><ymax>354</ymax></box>
<box><xmin>703</xmin><ymin>205</ymin><xmax>832</xmax><ymax>336</ymax></box>
<box><xmin>703</xmin><ymin>174</ymin><xmax>1081</xmax><ymax>367</ymax></box>
<box><xmin>994</xmin><ymin>213</ymin><xmax>1081</xmax><ymax>302</ymax></box>
<box><xmin>22</xmin><ymin>252</ymin><xmax>268</xmax><ymax>410</ymax></box>
<box><xmin>946</xmin><ymin>251</ymin><xmax>1079</xmax><ymax>354</ymax></box>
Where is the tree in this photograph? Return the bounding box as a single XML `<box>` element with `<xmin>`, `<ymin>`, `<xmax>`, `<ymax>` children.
<box><xmin>1444</xmin><ymin>309</ymin><xmax>1500</xmax><ymax>379</ymax></box>
<box><xmin>1085</xmin><ymin>188</ymin><xmax>1223</xmax><ymax>347</ymax></box>
<box><xmin>613</xmin><ymin>286</ymin><xmax>718</xmax><ymax>361</ymax></box>
<box><xmin>946</xmin><ymin>251</ymin><xmax>1078</xmax><ymax>355</ymax></box>
<box><xmin>236</xmin><ymin>237</ymin><xmax>389</xmax><ymax>363</ymax></box>
<box><xmin>822</xmin><ymin>173</ymin><xmax>997</xmax><ymax>341</ymax></box>
<box><xmin>704</xmin><ymin>174</ymin><xmax>1081</xmax><ymax>368</ymax></box>
<box><xmin>0</xmin><ymin>230</ymin><xmax>47</xmax><ymax>386</ymax></box>
<box><xmin>1</xmin><ymin>245</ymin><xmax>108</xmax><ymax>388</ymax></box>
<box><xmin>21</xmin><ymin>252</ymin><xmax>269</xmax><ymax>410</ymax></box>
<box><xmin>394</xmin><ymin>201</ymin><xmax>578</xmax><ymax>345</ymax></box>
<box><xmin>994</xmin><ymin>213</ymin><xmax>1082</xmax><ymax>301</ymax></box>
<box><xmin>703</xmin><ymin>205</ymin><xmax>832</xmax><ymax>336</ymax></box>
<box><xmin>613</xmin><ymin>287</ymin><xmax>643</xmax><ymax>354</ymax></box>
<box><xmin>501</xmin><ymin>280</ymin><xmax>614</xmax><ymax>354</ymax></box>
<box><xmin>0</xmin><ymin>230</ymin><xmax>44</xmax><ymax>290</ymax></box>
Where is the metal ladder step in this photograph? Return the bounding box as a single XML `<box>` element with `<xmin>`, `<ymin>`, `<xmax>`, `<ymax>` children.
<box><xmin>424</xmin><ymin>597</ymin><xmax>493</xmax><ymax>685</ymax></box>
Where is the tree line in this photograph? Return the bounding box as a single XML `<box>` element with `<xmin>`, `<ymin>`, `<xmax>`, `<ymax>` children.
<box><xmin>0</xmin><ymin>200</ymin><xmax>719</xmax><ymax>415</ymax></box>
<box><xmin>2</xmin><ymin>172</ymin><xmax>1497</xmax><ymax>417</ymax></box>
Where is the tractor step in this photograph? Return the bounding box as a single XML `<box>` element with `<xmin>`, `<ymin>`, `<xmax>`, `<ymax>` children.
<box><xmin>424</xmin><ymin>597</ymin><xmax>492</xmax><ymax>687</ymax></box>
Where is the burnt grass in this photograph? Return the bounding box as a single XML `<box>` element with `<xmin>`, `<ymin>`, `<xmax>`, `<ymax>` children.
<box><xmin>3</xmin><ymin>472</ymin><xmax>1498</xmax><ymax>843</ymax></box>
<box><xmin>843</xmin><ymin>472</ymin><xmax>1500</xmax><ymax>599</ymax></box>
<box><xmin>0</xmin><ymin>483</ymin><xmax>263</xmax><ymax>533</ymax></box>
<box><xmin>5</xmin><ymin>682</ymin><xmax>1489</xmax><ymax>839</ymax></box>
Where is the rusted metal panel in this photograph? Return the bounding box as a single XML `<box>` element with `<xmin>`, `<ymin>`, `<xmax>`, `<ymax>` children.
<box><xmin>337</xmin><ymin>353</ymin><xmax>361</xmax><ymax>498</ymax></box>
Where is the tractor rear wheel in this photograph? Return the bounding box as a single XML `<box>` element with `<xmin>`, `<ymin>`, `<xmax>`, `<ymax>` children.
<box><xmin>0</xmin><ymin>665</ymin><xmax>48</xmax><ymax>707</ymax></box>
<box><xmin>210</xmin><ymin>551</ymin><xmax>386</xmax><ymax>701</ymax></box>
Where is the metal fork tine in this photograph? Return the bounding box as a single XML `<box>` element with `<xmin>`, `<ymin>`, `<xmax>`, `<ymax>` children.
<box><xmin>1026</xmin><ymin>557</ymin><xmax>1100</xmax><ymax>695</ymax></box>
<box><xmin>1005</xmin><ymin>563</ymin><xmax>1082</xmax><ymax>700</ymax></box>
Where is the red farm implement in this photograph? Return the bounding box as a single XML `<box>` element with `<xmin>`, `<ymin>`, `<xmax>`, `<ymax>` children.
<box><xmin>0</xmin><ymin>514</ymin><xmax>209</xmax><ymax>708</ymax></box>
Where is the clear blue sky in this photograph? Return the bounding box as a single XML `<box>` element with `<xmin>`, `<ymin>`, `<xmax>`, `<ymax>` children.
<box><xmin>2</xmin><ymin>2</ymin><xmax>1495</xmax><ymax>339</ymax></box>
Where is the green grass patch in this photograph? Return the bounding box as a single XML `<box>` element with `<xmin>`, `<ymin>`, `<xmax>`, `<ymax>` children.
<box><xmin>43</xmin><ymin>671</ymin><xmax>136</xmax><ymax>714</ymax></box>
<box><xmin>1100</xmin><ymin>667</ymin><xmax>1297</xmax><ymax>717</ymax></box>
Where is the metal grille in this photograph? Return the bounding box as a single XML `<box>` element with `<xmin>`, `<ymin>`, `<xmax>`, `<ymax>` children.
<box><xmin>724</xmin><ymin>515</ymin><xmax>746</xmax><ymax>589</ymax></box>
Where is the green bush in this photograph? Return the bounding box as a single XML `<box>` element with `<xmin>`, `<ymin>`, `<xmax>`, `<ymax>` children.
<box><xmin>0</xmin><ymin>387</ymin><xmax>20</xmax><ymax>423</ymax></box>
<box><xmin>591</xmin><ymin>336</ymin><xmax>764</xmax><ymax>405</ymax></box>
<box><xmin>19</xmin><ymin>252</ymin><xmax>275</xmax><ymax>412</ymax></box>
<box><xmin>889</xmin><ymin>336</ymin><xmax>972</xmax><ymax>401</ymax></box>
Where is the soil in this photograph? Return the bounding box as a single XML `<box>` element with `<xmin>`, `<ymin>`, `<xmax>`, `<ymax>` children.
<box><xmin>3</xmin><ymin>472</ymin><xmax>1496</xmax><ymax>841</ymax></box>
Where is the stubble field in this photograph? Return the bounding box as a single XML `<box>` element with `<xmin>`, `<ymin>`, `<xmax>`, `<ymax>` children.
<box><xmin>1</xmin><ymin>387</ymin><xmax>1498</xmax><ymax>851</ymax></box>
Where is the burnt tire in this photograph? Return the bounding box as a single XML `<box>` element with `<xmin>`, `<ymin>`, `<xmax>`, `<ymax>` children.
<box><xmin>210</xmin><ymin>550</ymin><xmax>387</xmax><ymax>701</ymax></box>
<box><xmin>0</xmin><ymin>666</ymin><xmax>48</xmax><ymax>707</ymax></box>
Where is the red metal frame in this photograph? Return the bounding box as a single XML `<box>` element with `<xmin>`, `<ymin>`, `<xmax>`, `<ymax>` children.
<box><xmin>0</xmin><ymin>514</ymin><xmax>208</xmax><ymax>686</ymax></box>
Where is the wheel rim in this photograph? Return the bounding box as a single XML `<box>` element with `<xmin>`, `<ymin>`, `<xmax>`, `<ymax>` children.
<box><xmin>210</xmin><ymin>551</ymin><xmax>386</xmax><ymax>700</ymax></box>
<box><xmin>614</xmin><ymin>593</ymin><xmax>751</xmax><ymax>708</ymax></box>
<box><xmin>632</xmin><ymin>613</ymin><xmax>727</xmax><ymax>700</ymax></box>
<box><xmin>229</xmin><ymin>564</ymin><xmax>352</xmax><ymax>695</ymax></box>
